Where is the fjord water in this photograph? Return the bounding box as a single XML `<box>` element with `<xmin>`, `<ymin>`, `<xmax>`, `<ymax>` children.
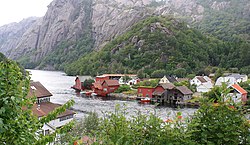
<box><xmin>28</xmin><ymin>69</ymin><xmax>197</xmax><ymax>120</ymax></box>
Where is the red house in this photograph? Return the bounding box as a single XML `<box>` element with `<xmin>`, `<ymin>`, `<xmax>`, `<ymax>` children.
<box><xmin>92</xmin><ymin>80</ymin><xmax>120</xmax><ymax>97</ymax></box>
<box><xmin>72</xmin><ymin>76</ymin><xmax>92</xmax><ymax>91</ymax></box>
<box><xmin>137</xmin><ymin>87</ymin><xmax>155</xmax><ymax>98</ymax></box>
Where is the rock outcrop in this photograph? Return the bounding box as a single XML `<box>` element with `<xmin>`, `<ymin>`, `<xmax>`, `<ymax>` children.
<box><xmin>0</xmin><ymin>17</ymin><xmax>38</xmax><ymax>55</ymax></box>
<box><xmin>0</xmin><ymin>0</ymin><xmax>249</xmax><ymax>69</ymax></box>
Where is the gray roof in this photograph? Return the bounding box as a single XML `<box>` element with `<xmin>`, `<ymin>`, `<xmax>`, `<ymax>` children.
<box><xmin>161</xmin><ymin>83</ymin><xmax>175</xmax><ymax>90</ymax></box>
<box><xmin>166</xmin><ymin>76</ymin><xmax>177</xmax><ymax>83</ymax></box>
<box><xmin>227</xmin><ymin>74</ymin><xmax>246</xmax><ymax>80</ymax></box>
<box><xmin>176</xmin><ymin>86</ymin><xmax>193</xmax><ymax>95</ymax></box>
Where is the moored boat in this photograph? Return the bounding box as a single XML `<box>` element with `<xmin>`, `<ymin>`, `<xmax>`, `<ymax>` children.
<box><xmin>140</xmin><ymin>97</ymin><xmax>151</xmax><ymax>103</ymax></box>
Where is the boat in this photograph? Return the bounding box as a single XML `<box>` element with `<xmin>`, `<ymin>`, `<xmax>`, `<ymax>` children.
<box><xmin>140</xmin><ymin>97</ymin><xmax>151</xmax><ymax>103</ymax></box>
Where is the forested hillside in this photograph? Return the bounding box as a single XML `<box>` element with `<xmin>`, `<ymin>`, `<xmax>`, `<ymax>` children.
<box><xmin>64</xmin><ymin>16</ymin><xmax>250</xmax><ymax>76</ymax></box>
<box><xmin>193</xmin><ymin>0</ymin><xmax>250</xmax><ymax>42</ymax></box>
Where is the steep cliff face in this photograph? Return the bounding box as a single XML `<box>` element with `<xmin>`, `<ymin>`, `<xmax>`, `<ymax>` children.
<box><xmin>0</xmin><ymin>0</ymin><xmax>249</xmax><ymax>70</ymax></box>
<box><xmin>0</xmin><ymin>17</ymin><xmax>38</xmax><ymax>55</ymax></box>
<box><xmin>92</xmin><ymin>0</ymin><xmax>153</xmax><ymax>49</ymax></box>
<box><xmin>8</xmin><ymin>0</ymin><xmax>91</xmax><ymax>62</ymax></box>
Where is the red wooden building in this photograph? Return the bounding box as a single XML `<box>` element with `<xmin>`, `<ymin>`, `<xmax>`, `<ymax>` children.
<box><xmin>137</xmin><ymin>87</ymin><xmax>155</xmax><ymax>98</ymax></box>
<box><xmin>92</xmin><ymin>80</ymin><xmax>120</xmax><ymax>97</ymax></box>
<box><xmin>72</xmin><ymin>76</ymin><xmax>92</xmax><ymax>91</ymax></box>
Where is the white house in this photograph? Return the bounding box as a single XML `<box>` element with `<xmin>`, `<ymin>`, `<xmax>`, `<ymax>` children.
<box><xmin>215</xmin><ymin>77</ymin><xmax>237</xmax><ymax>86</ymax></box>
<box><xmin>119</xmin><ymin>75</ymin><xmax>139</xmax><ymax>85</ymax></box>
<box><xmin>226</xmin><ymin>74</ymin><xmax>248</xmax><ymax>83</ymax></box>
<box><xmin>28</xmin><ymin>81</ymin><xmax>75</xmax><ymax>136</ymax></box>
<box><xmin>196</xmin><ymin>82</ymin><xmax>214</xmax><ymax>93</ymax></box>
<box><xmin>190</xmin><ymin>76</ymin><xmax>213</xmax><ymax>93</ymax></box>
<box><xmin>227</xmin><ymin>84</ymin><xmax>248</xmax><ymax>103</ymax></box>
<box><xmin>159</xmin><ymin>76</ymin><xmax>177</xmax><ymax>84</ymax></box>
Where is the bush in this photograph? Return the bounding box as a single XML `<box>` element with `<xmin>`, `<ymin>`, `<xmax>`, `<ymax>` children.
<box><xmin>114</xmin><ymin>85</ymin><xmax>131</xmax><ymax>93</ymax></box>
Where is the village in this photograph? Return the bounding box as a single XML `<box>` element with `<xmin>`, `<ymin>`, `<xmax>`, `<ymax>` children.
<box><xmin>27</xmin><ymin>71</ymin><xmax>249</xmax><ymax>139</ymax></box>
<box><xmin>72</xmin><ymin>73</ymin><xmax>249</xmax><ymax>105</ymax></box>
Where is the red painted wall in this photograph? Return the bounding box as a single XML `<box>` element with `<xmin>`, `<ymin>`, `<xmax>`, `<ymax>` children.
<box><xmin>137</xmin><ymin>87</ymin><xmax>155</xmax><ymax>98</ymax></box>
<box><xmin>93</xmin><ymin>81</ymin><xmax>119</xmax><ymax>97</ymax></box>
<box><xmin>154</xmin><ymin>86</ymin><xmax>165</xmax><ymax>93</ymax></box>
<box><xmin>72</xmin><ymin>78</ymin><xmax>82</xmax><ymax>91</ymax></box>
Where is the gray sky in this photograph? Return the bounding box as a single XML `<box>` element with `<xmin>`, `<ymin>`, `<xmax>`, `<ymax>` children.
<box><xmin>0</xmin><ymin>0</ymin><xmax>53</xmax><ymax>26</ymax></box>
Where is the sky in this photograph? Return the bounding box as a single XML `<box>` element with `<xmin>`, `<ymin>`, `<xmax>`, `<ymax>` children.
<box><xmin>0</xmin><ymin>0</ymin><xmax>53</xmax><ymax>26</ymax></box>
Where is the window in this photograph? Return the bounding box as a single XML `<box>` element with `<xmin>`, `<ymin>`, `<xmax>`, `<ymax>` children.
<box><xmin>37</xmin><ymin>97</ymin><xmax>50</xmax><ymax>104</ymax></box>
<box><xmin>59</xmin><ymin>115</ymin><xmax>73</xmax><ymax>122</ymax></box>
<box><xmin>103</xmin><ymin>88</ymin><xmax>107</xmax><ymax>92</ymax></box>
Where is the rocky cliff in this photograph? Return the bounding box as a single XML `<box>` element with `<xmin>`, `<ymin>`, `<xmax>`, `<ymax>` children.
<box><xmin>0</xmin><ymin>0</ymin><xmax>249</xmax><ymax>70</ymax></box>
<box><xmin>0</xmin><ymin>17</ymin><xmax>38</xmax><ymax>56</ymax></box>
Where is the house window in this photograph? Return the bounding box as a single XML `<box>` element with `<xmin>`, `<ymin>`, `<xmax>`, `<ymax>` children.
<box><xmin>139</xmin><ymin>89</ymin><xmax>141</xmax><ymax>93</ymax></box>
<box><xmin>37</xmin><ymin>97</ymin><xmax>50</xmax><ymax>104</ymax></box>
<box><xmin>59</xmin><ymin>115</ymin><xmax>73</xmax><ymax>122</ymax></box>
<box><xmin>103</xmin><ymin>88</ymin><xmax>107</xmax><ymax>92</ymax></box>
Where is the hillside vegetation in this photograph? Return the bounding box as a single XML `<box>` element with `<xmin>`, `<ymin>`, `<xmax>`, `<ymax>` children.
<box><xmin>194</xmin><ymin>0</ymin><xmax>250</xmax><ymax>42</ymax></box>
<box><xmin>64</xmin><ymin>16</ymin><xmax>250</xmax><ymax>76</ymax></box>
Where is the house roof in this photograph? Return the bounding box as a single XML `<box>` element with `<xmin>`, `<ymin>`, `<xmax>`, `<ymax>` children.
<box><xmin>176</xmin><ymin>86</ymin><xmax>193</xmax><ymax>95</ymax></box>
<box><xmin>227</xmin><ymin>74</ymin><xmax>247</xmax><ymax>80</ymax></box>
<box><xmin>31</xmin><ymin>102</ymin><xmax>75</xmax><ymax>118</ymax></box>
<box><xmin>27</xmin><ymin>81</ymin><xmax>52</xmax><ymax>98</ymax></box>
<box><xmin>196</xmin><ymin>76</ymin><xmax>207</xmax><ymax>83</ymax></box>
<box><xmin>93</xmin><ymin>82</ymin><xmax>103</xmax><ymax>90</ymax></box>
<box><xmin>152</xmin><ymin>91</ymin><xmax>164</xmax><ymax>96</ymax></box>
<box><xmin>176</xmin><ymin>78</ymin><xmax>189</xmax><ymax>82</ymax></box>
<box><xmin>231</xmin><ymin>84</ymin><xmax>247</xmax><ymax>95</ymax></box>
<box><xmin>166</xmin><ymin>76</ymin><xmax>177</xmax><ymax>83</ymax></box>
<box><xmin>160</xmin><ymin>83</ymin><xmax>175</xmax><ymax>90</ymax></box>
<box><xmin>103</xmin><ymin>80</ymin><xmax>120</xmax><ymax>86</ymax></box>
<box><xmin>197</xmin><ymin>82</ymin><xmax>213</xmax><ymax>89</ymax></box>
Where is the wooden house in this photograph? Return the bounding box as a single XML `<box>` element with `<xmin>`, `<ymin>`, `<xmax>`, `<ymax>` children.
<box><xmin>72</xmin><ymin>76</ymin><xmax>92</xmax><ymax>91</ymax></box>
<box><xmin>229</xmin><ymin>84</ymin><xmax>248</xmax><ymax>103</ymax></box>
<box><xmin>92</xmin><ymin>80</ymin><xmax>120</xmax><ymax>97</ymax></box>
<box><xmin>137</xmin><ymin>87</ymin><xmax>155</xmax><ymax>98</ymax></box>
<box><xmin>27</xmin><ymin>81</ymin><xmax>75</xmax><ymax>136</ymax></box>
<box><xmin>152</xmin><ymin>83</ymin><xmax>175</xmax><ymax>103</ymax></box>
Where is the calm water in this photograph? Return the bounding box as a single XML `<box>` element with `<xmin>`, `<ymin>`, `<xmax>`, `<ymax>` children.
<box><xmin>28</xmin><ymin>69</ymin><xmax>197</xmax><ymax>120</ymax></box>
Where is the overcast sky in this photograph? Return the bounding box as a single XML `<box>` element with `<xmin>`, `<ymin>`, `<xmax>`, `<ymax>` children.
<box><xmin>0</xmin><ymin>0</ymin><xmax>53</xmax><ymax>26</ymax></box>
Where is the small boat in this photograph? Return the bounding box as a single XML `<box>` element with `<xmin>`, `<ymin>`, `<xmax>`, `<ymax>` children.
<box><xmin>140</xmin><ymin>97</ymin><xmax>151</xmax><ymax>103</ymax></box>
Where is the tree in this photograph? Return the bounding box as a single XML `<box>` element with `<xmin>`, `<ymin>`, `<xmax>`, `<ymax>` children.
<box><xmin>83</xmin><ymin>78</ymin><xmax>95</xmax><ymax>90</ymax></box>
<box><xmin>0</xmin><ymin>60</ymin><xmax>74</xmax><ymax>145</ymax></box>
<box><xmin>151</xmin><ymin>69</ymin><xmax>166</xmax><ymax>78</ymax></box>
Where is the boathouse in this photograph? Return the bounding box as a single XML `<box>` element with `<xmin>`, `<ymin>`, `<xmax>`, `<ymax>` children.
<box><xmin>72</xmin><ymin>76</ymin><xmax>92</xmax><ymax>91</ymax></box>
<box><xmin>92</xmin><ymin>80</ymin><xmax>120</xmax><ymax>96</ymax></box>
<box><xmin>137</xmin><ymin>87</ymin><xmax>155</xmax><ymax>98</ymax></box>
<box><xmin>152</xmin><ymin>83</ymin><xmax>175</xmax><ymax>103</ymax></box>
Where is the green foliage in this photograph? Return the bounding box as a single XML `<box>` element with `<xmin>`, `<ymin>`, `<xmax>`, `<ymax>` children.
<box><xmin>114</xmin><ymin>85</ymin><xmax>131</xmax><ymax>93</ymax></box>
<box><xmin>189</xmin><ymin>99</ymin><xmax>250</xmax><ymax>145</ymax></box>
<box><xmin>203</xmin><ymin>84</ymin><xmax>230</xmax><ymax>102</ymax></box>
<box><xmin>59</xmin><ymin>112</ymin><xmax>99</xmax><ymax>145</ymax></box>
<box><xmin>65</xmin><ymin>16</ymin><xmax>250</xmax><ymax>76</ymax></box>
<box><xmin>134</xmin><ymin>79</ymin><xmax>159</xmax><ymax>88</ymax></box>
<box><xmin>83</xmin><ymin>78</ymin><xmax>95</xmax><ymax>90</ymax></box>
<box><xmin>0</xmin><ymin>52</ymin><xmax>6</xmax><ymax>62</ymax></box>
<box><xmin>65</xmin><ymin>95</ymin><xmax>250</xmax><ymax>144</ymax></box>
<box><xmin>0</xmin><ymin>60</ymin><xmax>74</xmax><ymax>144</ymax></box>
<box><xmin>151</xmin><ymin>69</ymin><xmax>166</xmax><ymax>78</ymax></box>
